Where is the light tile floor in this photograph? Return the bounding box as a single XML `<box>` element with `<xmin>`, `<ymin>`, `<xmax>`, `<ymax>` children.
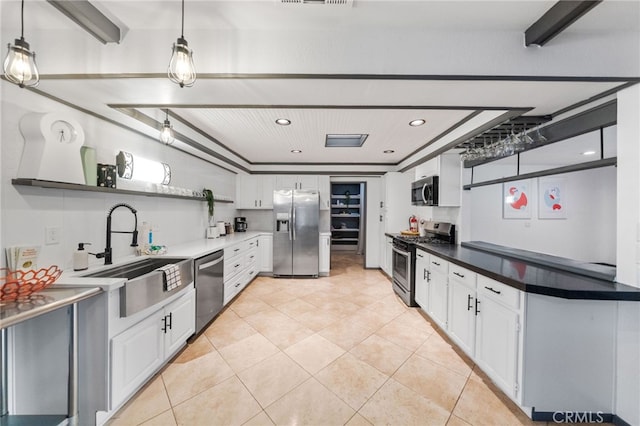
<box><xmin>106</xmin><ymin>254</ymin><xmax>563</xmax><ymax>426</ymax></box>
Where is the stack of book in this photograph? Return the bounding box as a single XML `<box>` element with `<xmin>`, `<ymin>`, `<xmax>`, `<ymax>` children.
<box><xmin>5</xmin><ymin>246</ymin><xmax>40</xmax><ymax>271</ymax></box>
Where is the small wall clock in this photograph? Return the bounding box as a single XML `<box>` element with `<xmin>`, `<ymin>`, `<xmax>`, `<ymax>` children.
<box><xmin>17</xmin><ymin>112</ymin><xmax>86</xmax><ymax>184</ymax></box>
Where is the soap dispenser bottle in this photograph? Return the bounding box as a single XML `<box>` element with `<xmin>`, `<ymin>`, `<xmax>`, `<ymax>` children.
<box><xmin>73</xmin><ymin>242</ymin><xmax>91</xmax><ymax>271</ymax></box>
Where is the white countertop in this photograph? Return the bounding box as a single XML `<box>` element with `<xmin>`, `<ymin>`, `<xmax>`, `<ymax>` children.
<box><xmin>53</xmin><ymin>231</ymin><xmax>271</xmax><ymax>291</ymax></box>
<box><xmin>167</xmin><ymin>231</ymin><xmax>269</xmax><ymax>258</ymax></box>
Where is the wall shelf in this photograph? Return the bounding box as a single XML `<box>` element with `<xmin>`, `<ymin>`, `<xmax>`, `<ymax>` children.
<box><xmin>11</xmin><ymin>179</ymin><xmax>234</xmax><ymax>203</ymax></box>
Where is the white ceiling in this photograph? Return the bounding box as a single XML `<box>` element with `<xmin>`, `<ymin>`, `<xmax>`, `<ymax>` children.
<box><xmin>1</xmin><ymin>0</ymin><xmax>639</xmax><ymax>174</ymax></box>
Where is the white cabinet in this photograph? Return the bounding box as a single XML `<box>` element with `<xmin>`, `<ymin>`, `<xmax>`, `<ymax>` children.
<box><xmin>258</xmin><ymin>234</ymin><xmax>273</xmax><ymax>273</ymax></box>
<box><xmin>276</xmin><ymin>175</ymin><xmax>318</xmax><ymax>190</ymax></box>
<box><xmin>381</xmin><ymin>172</ymin><xmax>413</xmax><ymax>233</ymax></box>
<box><xmin>111</xmin><ymin>288</ymin><xmax>195</xmax><ymax>409</ymax></box>
<box><xmin>319</xmin><ymin>233</ymin><xmax>331</xmax><ymax>276</ymax></box>
<box><xmin>224</xmin><ymin>237</ymin><xmax>259</xmax><ymax>305</ymax></box>
<box><xmin>447</xmin><ymin>265</ymin><xmax>477</xmax><ymax>356</ymax></box>
<box><xmin>414</xmin><ymin>248</ymin><xmax>429</xmax><ymax>309</ymax></box>
<box><xmin>475</xmin><ymin>292</ymin><xmax>520</xmax><ymax>400</ymax></box>
<box><xmin>318</xmin><ymin>175</ymin><xmax>331</xmax><ymax>210</ymax></box>
<box><xmin>111</xmin><ymin>310</ymin><xmax>164</xmax><ymax>410</ymax></box>
<box><xmin>427</xmin><ymin>255</ymin><xmax>448</xmax><ymax>330</ymax></box>
<box><xmin>414</xmin><ymin>153</ymin><xmax>461</xmax><ymax>207</ymax></box>
<box><xmin>163</xmin><ymin>290</ymin><xmax>197</xmax><ymax>356</ymax></box>
<box><xmin>382</xmin><ymin>236</ymin><xmax>393</xmax><ymax>277</ymax></box>
<box><xmin>236</xmin><ymin>174</ymin><xmax>275</xmax><ymax>209</ymax></box>
<box><xmin>475</xmin><ymin>276</ymin><xmax>521</xmax><ymax>401</ymax></box>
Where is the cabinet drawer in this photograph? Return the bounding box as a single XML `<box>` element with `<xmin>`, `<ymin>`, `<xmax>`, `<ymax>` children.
<box><xmin>224</xmin><ymin>257</ymin><xmax>244</xmax><ymax>281</ymax></box>
<box><xmin>245</xmin><ymin>248</ymin><xmax>258</xmax><ymax>268</ymax></box>
<box><xmin>477</xmin><ymin>275</ymin><xmax>520</xmax><ymax>310</ymax></box>
<box><xmin>224</xmin><ymin>272</ymin><xmax>245</xmax><ymax>305</ymax></box>
<box><xmin>449</xmin><ymin>264</ymin><xmax>476</xmax><ymax>289</ymax></box>
<box><xmin>246</xmin><ymin>238</ymin><xmax>258</xmax><ymax>251</ymax></box>
<box><xmin>429</xmin><ymin>255</ymin><xmax>448</xmax><ymax>275</ymax></box>
<box><xmin>224</xmin><ymin>243</ymin><xmax>244</xmax><ymax>264</ymax></box>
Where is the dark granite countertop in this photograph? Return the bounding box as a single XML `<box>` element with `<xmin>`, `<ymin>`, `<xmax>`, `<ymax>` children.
<box><xmin>385</xmin><ymin>234</ymin><xmax>640</xmax><ymax>301</ymax></box>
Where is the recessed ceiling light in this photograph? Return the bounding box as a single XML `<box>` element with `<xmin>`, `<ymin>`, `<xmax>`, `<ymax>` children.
<box><xmin>409</xmin><ymin>119</ymin><xmax>426</xmax><ymax>127</ymax></box>
<box><xmin>384</xmin><ymin>150</ymin><xmax>395</xmax><ymax>154</ymax></box>
<box><xmin>291</xmin><ymin>149</ymin><xmax>302</xmax><ymax>153</ymax></box>
<box><xmin>582</xmin><ymin>150</ymin><xmax>596</xmax><ymax>156</ymax></box>
<box><xmin>276</xmin><ymin>118</ymin><xmax>291</xmax><ymax>126</ymax></box>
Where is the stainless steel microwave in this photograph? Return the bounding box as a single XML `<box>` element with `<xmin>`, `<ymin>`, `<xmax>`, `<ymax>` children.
<box><xmin>411</xmin><ymin>176</ymin><xmax>439</xmax><ymax>206</ymax></box>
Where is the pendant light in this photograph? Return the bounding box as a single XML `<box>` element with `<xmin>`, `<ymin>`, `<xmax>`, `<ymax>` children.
<box><xmin>159</xmin><ymin>109</ymin><xmax>175</xmax><ymax>145</ymax></box>
<box><xmin>168</xmin><ymin>0</ymin><xmax>196</xmax><ymax>88</ymax></box>
<box><xmin>3</xmin><ymin>0</ymin><xmax>39</xmax><ymax>88</ymax></box>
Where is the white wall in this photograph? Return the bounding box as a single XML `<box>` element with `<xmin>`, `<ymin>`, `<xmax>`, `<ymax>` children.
<box><xmin>615</xmin><ymin>84</ymin><xmax>640</xmax><ymax>426</ymax></box>
<box><xmin>467</xmin><ymin>167</ymin><xmax>616</xmax><ymax>264</ymax></box>
<box><xmin>1</xmin><ymin>82</ymin><xmax>237</xmax><ymax>270</ymax></box>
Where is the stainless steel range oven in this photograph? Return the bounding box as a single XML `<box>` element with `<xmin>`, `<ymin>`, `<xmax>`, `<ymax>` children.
<box><xmin>392</xmin><ymin>221</ymin><xmax>456</xmax><ymax>307</ymax></box>
<box><xmin>392</xmin><ymin>237</ymin><xmax>416</xmax><ymax>307</ymax></box>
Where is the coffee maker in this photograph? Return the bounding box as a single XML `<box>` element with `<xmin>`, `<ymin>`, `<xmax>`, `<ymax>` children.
<box><xmin>234</xmin><ymin>217</ymin><xmax>247</xmax><ymax>232</ymax></box>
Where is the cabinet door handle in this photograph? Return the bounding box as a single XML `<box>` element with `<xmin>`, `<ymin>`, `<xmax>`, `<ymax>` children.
<box><xmin>417</xmin><ymin>253</ymin><xmax>424</xmax><ymax>258</ymax></box>
<box><xmin>453</xmin><ymin>272</ymin><xmax>465</xmax><ymax>278</ymax></box>
<box><xmin>432</xmin><ymin>261</ymin><xmax>440</xmax><ymax>266</ymax></box>
<box><xmin>484</xmin><ymin>286</ymin><xmax>501</xmax><ymax>295</ymax></box>
<box><xmin>467</xmin><ymin>294</ymin><xmax>473</xmax><ymax>311</ymax></box>
<box><xmin>423</xmin><ymin>268</ymin><xmax>427</xmax><ymax>280</ymax></box>
<box><xmin>254</xmin><ymin>200</ymin><xmax>257</xmax><ymax>207</ymax></box>
<box><xmin>475</xmin><ymin>299</ymin><xmax>481</xmax><ymax>316</ymax></box>
<box><xmin>426</xmin><ymin>270</ymin><xmax>431</xmax><ymax>282</ymax></box>
<box><xmin>234</xmin><ymin>248</ymin><xmax>240</xmax><ymax>253</ymax></box>
<box><xmin>167</xmin><ymin>312</ymin><xmax>172</xmax><ymax>331</ymax></box>
<box><xmin>161</xmin><ymin>313</ymin><xmax>172</xmax><ymax>333</ymax></box>
<box><xmin>235</xmin><ymin>263</ymin><xmax>241</xmax><ymax>268</ymax></box>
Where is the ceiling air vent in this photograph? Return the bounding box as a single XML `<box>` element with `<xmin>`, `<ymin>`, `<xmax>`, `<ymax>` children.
<box><xmin>325</xmin><ymin>134</ymin><xmax>368</xmax><ymax>148</ymax></box>
<box><xmin>278</xmin><ymin>0</ymin><xmax>353</xmax><ymax>6</ymax></box>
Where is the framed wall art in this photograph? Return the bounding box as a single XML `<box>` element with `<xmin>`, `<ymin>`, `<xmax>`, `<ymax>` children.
<box><xmin>502</xmin><ymin>179</ymin><xmax>532</xmax><ymax>219</ymax></box>
<box><xmin>539</xmin><ymin>177</ymin><xmax>567</xmax><ymax>219</ymax></box>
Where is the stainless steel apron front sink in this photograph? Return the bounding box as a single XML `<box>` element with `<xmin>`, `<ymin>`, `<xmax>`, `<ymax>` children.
<box><xmin>83</xmin><ymin>257</ymin><xmax>194</xmax><ymax>317</ymax></box>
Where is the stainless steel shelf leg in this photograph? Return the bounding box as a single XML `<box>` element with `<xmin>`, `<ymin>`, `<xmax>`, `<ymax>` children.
<box><xmin>67</xmin><ymin>303</ymin><xmax>78</xmax><ymax>426</ymax></box>
<box><xmin>1</xmin><ymin>328</ymin><xmax>8</xmax><ymax>417</ymax></box>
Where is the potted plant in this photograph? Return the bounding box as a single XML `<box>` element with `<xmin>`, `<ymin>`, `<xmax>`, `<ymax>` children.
<box><xmin>203</xmin><ymin>188</ymin><xmax>214</xmax><ymax>224</ymax></box>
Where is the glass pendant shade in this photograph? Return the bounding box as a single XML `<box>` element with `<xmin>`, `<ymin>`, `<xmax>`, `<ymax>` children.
<box><xmin>4</xmin><ymin>37</ymin><xmax>39</xmax><ymax>88</ymax></box>
<box><xmin>168</xmin><ymin>37</ymin><xmax>196</xmax><ymax>88</ymax></box>
<box><xmin>159</xmin><ymin>118</ymin><xmax>175</xmax><ymax>145</ymax></box>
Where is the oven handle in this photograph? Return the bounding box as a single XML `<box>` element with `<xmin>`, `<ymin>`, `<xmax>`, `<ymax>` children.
<box><xmin>392</xmin><ymin>246</ymin><xmax>410</xmax><ymax>258</ymax></box>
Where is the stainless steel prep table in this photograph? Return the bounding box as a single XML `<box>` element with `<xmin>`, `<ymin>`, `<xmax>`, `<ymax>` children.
<box><xmin>1</xmin><ymin>286</ymin><xmax>102</xmax><ymax>426</ymax></box>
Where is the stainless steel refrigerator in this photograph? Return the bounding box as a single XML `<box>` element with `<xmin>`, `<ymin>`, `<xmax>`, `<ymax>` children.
<box><xmin>273</xmin><ymin>189</ymin><xmax>319</xmax><ymax>277</ymax></box>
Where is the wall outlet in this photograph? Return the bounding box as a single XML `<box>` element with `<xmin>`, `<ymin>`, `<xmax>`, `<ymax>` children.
<box><xmin>45</xmin><ymin>227</ymin><xmax>61</xmax><ymax>245</ymax></box>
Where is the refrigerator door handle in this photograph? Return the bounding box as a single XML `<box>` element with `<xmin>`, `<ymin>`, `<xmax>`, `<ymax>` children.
<box><xmin>292</xmin><ymin>206</ymin><xmax>296</xmax><ymax>240</ymax></box>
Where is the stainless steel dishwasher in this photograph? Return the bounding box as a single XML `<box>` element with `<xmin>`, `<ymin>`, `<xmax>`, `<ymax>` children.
<box><xmin>194</xmin><ymin>250</ymin><xmax>224</xmax><ymax>334</ymax></box>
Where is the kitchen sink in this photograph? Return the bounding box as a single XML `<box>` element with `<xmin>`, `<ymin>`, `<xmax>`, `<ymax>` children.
<box><xmin>83</xmin><ymin>257</ymin><xmax>194</xmax><ymax>317</ymax></box>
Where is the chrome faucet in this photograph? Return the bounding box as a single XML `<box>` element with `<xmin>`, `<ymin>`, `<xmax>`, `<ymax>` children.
<box><xmin>96</xmin><ymin>203</ymin><xmax>138</xmax><ymax>265</ymax></box>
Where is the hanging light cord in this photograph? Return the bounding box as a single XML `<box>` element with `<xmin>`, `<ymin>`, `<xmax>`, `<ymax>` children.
<box><xmin>20</xmin><ymin>0</ymin><xmax>25</xmax><ymax>40</ymax></box>
<box><xmin>181</xmin><ymin>0</ymin><xmax>185</xmax><ymax>39</ymax></box>
<box><xmin>166</xmin><ymin>109</ymin><xmax>170</xmax><ymax>121</ymax></box>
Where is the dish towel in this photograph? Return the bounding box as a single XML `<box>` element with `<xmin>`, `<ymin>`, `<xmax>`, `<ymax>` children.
<box><xmin>158</xmin><ymin>264</ymin><xmax>182</xmax><ymax>292</ymax></box>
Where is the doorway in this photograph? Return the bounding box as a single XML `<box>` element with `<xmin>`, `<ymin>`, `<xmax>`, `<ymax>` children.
<box><xmin>330</xmin><ymin>182</ymin><xmax>366</xmax><ymax>255</ymax></box>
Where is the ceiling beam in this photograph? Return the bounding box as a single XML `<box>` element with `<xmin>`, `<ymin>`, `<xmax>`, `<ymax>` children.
<box><xmin>524</xmin><ymin>1</ymin><xmax>602</xmax><ymax>47</ymax></box>
<box><xmin>47</xmin><ymin>0</ymin><xmax>121</xmax><ymax>44</ymax></box>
